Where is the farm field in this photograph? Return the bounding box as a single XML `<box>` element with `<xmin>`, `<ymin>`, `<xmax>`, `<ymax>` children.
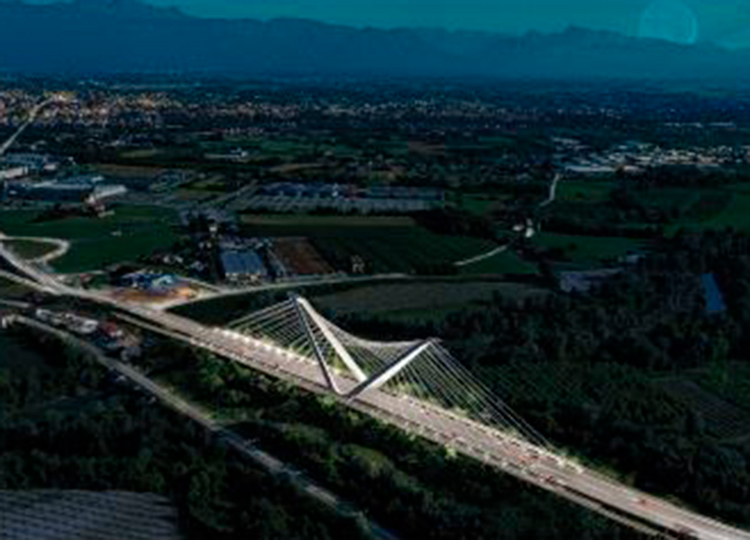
<box><xmin>548</xmin><ymin>182</ymin><xmax>734</xmax><ymax>238</ymax></box>
<box><xmin>0</xmin><ymin>491</ymin><xmax>182</xmax><ymax>540</ymax></box>
<box><xmin>0</xmin><ymin>206</ymin><xmax>180</xmax><ymax>273</ymax></box>
<box><xmin>170</xmin><ymin>276</ymin><xmax>414</xmax><ymax>326</ymax></box>
<box><xmin>459</xmin><ymin>250</ymin><xmax>539</xmax><ymax>275</ymax></box>
<box><xmin>534</xmin><ymin>233</ymin><xmax>644</xmax><ymax>264</ymax></box>
<box><xmin>686</xmin><ymin>193</ymin><xmax>750</xmax><ymax>232</ymax></box>
<box><xmin>312</xmin><ymin>281</ymin><xmax>549</xmax><ymax>317</ymax></box>
<box><xmin>458</xmin><ymin>193</ymin><xmax>508</xmax><ymax>216</ymax></box>
<box><xmin>557</xmin><ymin>180</ymin><xmax>615</xmax><ymax>203</ymax></box>
<box><xmin>241</xmin><ymin>214</ymin><xmax>495</xmax><ymax>274</ymax></box>
<box><xmin>658</xmin><ymin>375</ymin><xmax>750</xmax><ymax>441</ymax></box>
<box><xmin>273</xmin><ymin>238</ymin><xmax>334</xmax><ymax>276</ymax></box>
<box><xmin>206</xmin><ymin>136</ymin><xmax>361</xmax><ymax>160</ymax></box>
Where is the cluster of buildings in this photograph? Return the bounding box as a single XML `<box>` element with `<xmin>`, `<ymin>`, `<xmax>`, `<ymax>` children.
<box><xmin>2</xmin><ymin>173</ymin><xmax>127</xmax><ymax>205</ymax></box>
<box><xmin>0</xmin><ymin>151</ymin><xmax>129</xmax><ymax>207</ymax></box>
<box><xmin>0</xmin><ymin>152</ymin><xmax>64</xmax><ymax>181</ymax></box>
<box><xmin>33</xmin><ymin>308</ymin><xmax>142</xmax><ymax>360</ymax></box>
<box><xmin>558</xmin><ymin>140</ymin><xmax>747</xmax><ymax>177</ymax></box>
<box><xmin>218</xmin><ymin>236</ymin><xmax>337</xmax><ymax>284</ymax></box>
<box><xmin>246</xmin><ymin>182</ymin><xmax>445</xmax><ymax>214</ymax></box>
<box><xmin>35</xmin><ymin>308</ymin><xmax>99</xmax><ymax>335</ymax></box>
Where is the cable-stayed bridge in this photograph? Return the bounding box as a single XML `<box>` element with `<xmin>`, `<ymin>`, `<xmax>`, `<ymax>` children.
<box><xmin>1</xmin><ymin>233</ymin><xmax>749</xmax><ymax>539</ymax></box>
<box><xmin>193</xmin><ymin>296</ymin><xmax>744</xmax><ymax>540</ymax></box>
<box><xmin>230</xmin><ymin>296</ymin><xmax>550</xmax><ymax>449</ymax></box>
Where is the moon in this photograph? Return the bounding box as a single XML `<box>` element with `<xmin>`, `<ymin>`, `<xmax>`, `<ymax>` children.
<box><xmin>638</xmin><ymin>0</ymin><xmax>699</xmax><ymax>45</ymax></box>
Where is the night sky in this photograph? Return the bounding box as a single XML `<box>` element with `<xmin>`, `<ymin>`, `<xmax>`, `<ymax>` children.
<box><xmin>33</xmin><ymin>0</ymin><xmax>750</xmax><ymax>46</ymax></box>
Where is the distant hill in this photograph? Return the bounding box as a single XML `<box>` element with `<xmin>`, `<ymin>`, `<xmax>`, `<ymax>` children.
<box><xmin>0</xmin><ymin>0</ymin><xmax>748</xmax><ymax>80</ymax></box>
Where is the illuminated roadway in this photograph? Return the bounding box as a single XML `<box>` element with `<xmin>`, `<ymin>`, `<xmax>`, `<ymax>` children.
<box><xmin>1</xmin><ymin>239</ymin><xmax>749</xmax><ymax>540</ymax></box>
<box><xmin>0</xmin><ymin>96</ymin><xmax>67</xmax><ymax>157</ymax></box>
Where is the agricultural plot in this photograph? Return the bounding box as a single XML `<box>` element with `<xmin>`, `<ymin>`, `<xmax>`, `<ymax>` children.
<box><xmin>459</xmin><ymin>250</ymin><xmax>539</xmax><ymax>275</ymax></box>
<box><xmin>627</xmin><ymin>188</ymin><xmax>731</xmax><ymax>227</ymax></box>
<box><xmin>658</xmin><ymin>377</ymin><xmax>750</xmax><ymax>441</ymax></box>
<box><xmin>689</xmin><ymin>193</ymin><xmax>750</xmax><ymax>232</ymax></box>
<box><xmin>273</xmin><ymin>238</ymin><xmax>335</xmax><ymax>276</ymax></box>
<box><xmin>313</xmin><ymin>281</ymin><xmax>548</xmax><ymax>317</ymax></box>
<box><xmin>206</xmin><ymin>137</ymin><xmax>361</xmax><ymax>161</ymax></box>
<box><xmin>0</xmin><ymin>206</ymin><xmax>180</xmax><ymax>273</ymax></box>
<box><xmin>557</xmin><ymin>180</ymin><xmax>615</xmax><ymax>203</ymax></box>
<box><xmin>0</xmin><ymin>491</ymin><xmax>182</xmax><ymax>540</ymax></box>
<box><xmin>458</xmin><ymin>194</ymin><xmax>508</xmax><ymax>217</ymax></box>
<box><xmin>535</xmin><ymin>233</ymin><xmax>644</xmax><ymax>264</ymax></box>
<box><xmin>241</xmin><ymin>215</ymin><xmax>494</xmax><ymax>274</ymax></box>
<box><xmin>314</xmin><ymin>233</ymin><xmax>493</xmax><ymax>274</ymax></box>
<box><xmin>547</xmin><ymin>185</ymin><xmax>732</xmax><ymax>237</ymax></box>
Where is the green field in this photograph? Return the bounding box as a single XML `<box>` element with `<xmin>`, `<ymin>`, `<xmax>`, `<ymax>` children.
<box><xmin>0</xmin><ymin>206</ymin><xmax>180</xmax><ymax>273</ymax></box>
<box><xmin>241</xmin><ymin>215</ymin><xmax>495</xmax><ymax>274</ymax></box>
<box><xmin>459</xmin><ymin>249</ymin><xmax>539</xmax><ymax>275</ymax></box>
<box><xmin>313</xmin><ymin>281</ymin><xmax>548</xmax><ymax>318</ymax></box>
<box><xmin>3</xmin><ymin>239</ymin><xmax>57</xmax><ymax>260</ymax></box>
<box><xmin>557</xmin><ymin>180</ymin><xmax>615</xmax><ymax>203</ymax></box>
<box><xmin>205</xmin><ymin>136</ymin><xmax>362</xmax><ymax>160</ymax></box>
<box><xmin>535</xmin><ymin>233</ymin><xmax>644</xmax><ymax>264</ymax></box>
<box><xmin>687</xmin><ymin>193</ymin><xmax>750</xmax><ymax>231</ymax></box>
<box><xmin>458</xmin><ymin>194</ymin><xmax>508</xmax><ymax>217</ymax></box>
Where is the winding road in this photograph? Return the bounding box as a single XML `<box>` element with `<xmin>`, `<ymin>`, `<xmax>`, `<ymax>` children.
<box><xmin>454</xmin><ymin>172</ymin><xmax>562</xmax><ymax>267</ymax></box>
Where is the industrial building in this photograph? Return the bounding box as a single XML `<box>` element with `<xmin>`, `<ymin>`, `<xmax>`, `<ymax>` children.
<box><xmin>221</xmin><ymin>249</ymin><xmax>268</xmax><ymax>283</ymax></box>
<box><xmin>1</xmin><ymin>152</ymin><xmax>62</xmax><ymax>174</ymax></box>
<box><xmin>0</xmin><ymin>164</ymin><xmax>29</xmax><ymax>180</ymax></box>
<box><xmin>2</xmin><ymin>174</ymin><xmax>127</xmax><ymax>204</ymax></box>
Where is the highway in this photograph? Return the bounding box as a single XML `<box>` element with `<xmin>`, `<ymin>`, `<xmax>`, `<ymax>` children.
<box><xmin>1</xmin><ymin>238</ymin><xmax>749</xmax><ymax>539</ymax></box>
<box><xmin>119</xmin><ymin>312</ymin><xmax>750</xmax><ymax>540</ymax></box>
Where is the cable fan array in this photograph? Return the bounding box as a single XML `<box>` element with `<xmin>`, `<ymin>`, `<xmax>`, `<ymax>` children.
<box><xmin>230</xmin><ymin>297</ymin><xmax>549</xmax><ymax>448</ymax></box>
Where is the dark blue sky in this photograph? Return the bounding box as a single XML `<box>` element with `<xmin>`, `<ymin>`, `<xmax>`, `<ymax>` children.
<box><xmin>34</xmin><ymin>0</ymin><xmax>750</xmax><ymax>46</ymax></box>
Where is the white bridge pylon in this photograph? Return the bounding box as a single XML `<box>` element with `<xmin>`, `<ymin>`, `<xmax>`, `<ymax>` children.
<box><xmin>229</xmin><ymin>296</ymin><xmax>550</xmax><ymax>448</ymax></box>
<box><xmin>293</xmin><ymin>296</ymin><xmax>435</xmax><ymax>399</ymax></box>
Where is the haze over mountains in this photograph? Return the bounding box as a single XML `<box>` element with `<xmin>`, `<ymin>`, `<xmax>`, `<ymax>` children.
<box><xmin>0</xmin><ymin>0</ymin><xmax>748</xmax><ymax>80</ymax></box>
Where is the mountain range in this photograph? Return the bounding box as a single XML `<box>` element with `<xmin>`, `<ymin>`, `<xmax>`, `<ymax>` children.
<box><xmin>0</xmin><ymin>0</ymin><xmax>749</xmax><ymax>80</ymax></box>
